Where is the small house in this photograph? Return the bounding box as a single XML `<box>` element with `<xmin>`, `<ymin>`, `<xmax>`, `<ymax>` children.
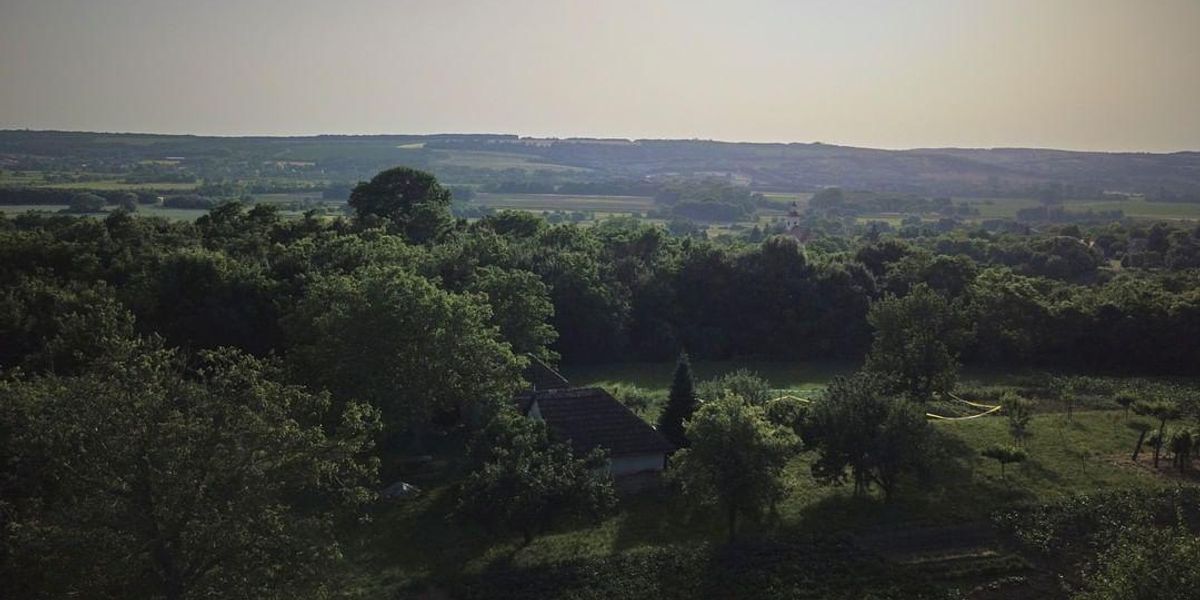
<box><xmin>517</xmin><ymin>356</ymin><xmax>674</xmax><ymax>485</ymax></box>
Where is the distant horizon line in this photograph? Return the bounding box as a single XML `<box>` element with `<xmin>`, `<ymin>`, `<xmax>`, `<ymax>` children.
<box><xmin>2</xmin><ymin>127</ymin><xmax>1197</xmax><ymax>156</ymax></box>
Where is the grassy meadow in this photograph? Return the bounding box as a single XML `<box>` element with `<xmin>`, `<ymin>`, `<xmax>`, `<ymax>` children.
<box><xmin>346</xmin><ymin>358</ymin><xmax>1199</xmax><ymax>597</ymax></box>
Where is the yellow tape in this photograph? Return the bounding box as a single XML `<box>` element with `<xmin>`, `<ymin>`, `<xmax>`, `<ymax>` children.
<box><xmin>769</xmin><ymin>393</ymin><xmax>1002</xmax><ymax>420</ymax></box>
<box><xmin>926</xmin><ymin>405</ymin><xmax>1003</xmax><ymax>420</ymax></box>
<box><xmin>770</xmin><ymin>394</ymin><xmax>812</xmax><ymax>404</ymax></box>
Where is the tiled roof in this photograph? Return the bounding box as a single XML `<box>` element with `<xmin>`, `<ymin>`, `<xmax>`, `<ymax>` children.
<box><xmin>516</xmin><ymin>387</ymin><xmax>675</xmax><ymax>457</ymax></box>
<box><xmin>522</xmin><ymin>354</ymin><xmax>570</xmax><ymax>391</ymax></box>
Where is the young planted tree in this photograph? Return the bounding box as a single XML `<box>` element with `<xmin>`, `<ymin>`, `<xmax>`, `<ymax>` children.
<box><xmin>1128</xmin><ymin>420</ymin><xmax>1153</xmax><ymax>462</ymax></box>
<box><xmin>1057</xmin><ymin>379</ymin><xmax>1078</xmax><ymax>421</ymax></box>
<box><xmin>804</xmin><ymin>373</ymin><xmax>935</xmax><ymax>502</ymax></box>
<box><xmin>1134</xmin><ymin>399</ymin><xmax>1182</xmax><ymax>468</ymax></box>
<box><xmin>671</xmin><ymin>394</ymin><xmax>798</xmax><ymax>542</ymax></box>
<box><xmin>1114</xmin><ymin>392</ymin><xmax>1136</xmax><ymax>419</ymax></box>
<box><xmin>657</xmin><ymin>350</ymin><xmax>699</xmax><ymax>448</ymax></box>
<box><xmin>1169</xmin><ymin>429</ymin><xmax>1194</xmax><ymax>474</ymax></box>
<box><xmin>1001</xmin><ymin>392</ymin><xmax>1035</xmax><ymax>447</ymax></box>
<box><xmin>864</xmin><ymin>284</ymin><xmax>969</xmax><ymax>402</ymax></box>
<box><xmin>981</xmin><ymin>445</ymin><xmax>1027</xmax><ymax>481</ymax></box>
<box><xmin>456</xmin><ymin>410</ymin><xmax>616</xmax><ymax>545</ymax></box>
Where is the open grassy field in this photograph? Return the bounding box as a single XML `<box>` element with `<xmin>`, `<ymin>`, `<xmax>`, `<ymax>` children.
<box><xmin>959</xmin><ymin>196</ymin><xmax>1200</xmax><ymax>221</ymax></box>
<box><xmin>0</xmin><ymin>170</ymin><xmax>48</xmax><ymax>186</ymax></box>
<box><xmin>473</xmin><ymin>193</ymin><xmax>657</xmax><ymax>214</ymax></box>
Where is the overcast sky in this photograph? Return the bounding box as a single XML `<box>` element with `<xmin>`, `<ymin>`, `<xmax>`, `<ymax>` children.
<box><xmin>1</xmin><ymin>0</ymin><xmax>1197</xmax><ymax>151</ymax></box>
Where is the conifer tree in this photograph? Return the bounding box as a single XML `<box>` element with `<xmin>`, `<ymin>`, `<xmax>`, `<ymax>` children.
<box><xmin>657</xmin><ymin>350</ymin><xmax>698</xmax><ymax>448</ymax></box>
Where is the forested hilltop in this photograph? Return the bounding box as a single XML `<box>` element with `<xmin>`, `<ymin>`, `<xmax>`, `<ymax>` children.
<box><xmin>3</xmin><ymin>129</ymin><xmax>1199</xmax><ymax>197</ymax></box>
<box><xmin>3</xmin><ymin>166</ymin><xmax>1199</xmax><ymax>599</ymax></box>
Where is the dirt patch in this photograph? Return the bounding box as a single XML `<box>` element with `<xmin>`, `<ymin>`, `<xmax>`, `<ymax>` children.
<box><xmin>1105</xmin><ymin>452</ymin><xmax>1200</xmax><ymax>483</ymax></box>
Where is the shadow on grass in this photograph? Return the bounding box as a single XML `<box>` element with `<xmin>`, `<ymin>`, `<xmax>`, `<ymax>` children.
<box><xmin>353</xmin><ymin>484</ymin><xmax>508</xmax><ymax>583</ymax></box>
<box><xmin>610</xmin><ymin>487</ymin><xmax>725</xmax><ymax>552</ymax></box>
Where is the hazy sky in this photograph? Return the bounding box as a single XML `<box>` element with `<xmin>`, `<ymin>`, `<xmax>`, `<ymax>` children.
<box><xmin>1</xmin><ymin>0</ymin><xmax>1198</xmax><ymax>151</ymax></box>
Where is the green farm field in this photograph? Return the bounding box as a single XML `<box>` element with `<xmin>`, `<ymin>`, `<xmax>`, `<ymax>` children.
<box><xmin>1074</xmin><ymin>198</ymin><xmax>1200</xmax><ymax>219</ymax></box>
<box><xmin>39</xmin><ymin>180</ymin><xmax>199</xmax><ymax>191</ymax></box>
<box><xmin>959</xmin><ymin>197</ymin><xmax>1200</xmax><ymax>220</ymax></box>
<box><xmin>473</xmin><ymin>193</ymin><xmax>657</xmax><ymax>213</ymax></box>
<box><xmin>432</xmin><ymin>150</ymin><xmax>594</xmax><ymax>173</ymax></box>
<box><xmin>0</xmin><ymin>204</ymin><xmax>69</xmax><ymax>216</ymax></box>
<box><xmin>0</xmin><ymin>203</ymin><xmax>322</xmax><ymax>222</ymax></box>
<box><xmin>0</xmin><ymin>171</ymin><xmax>48</xmax><ymax>186</ymax></box>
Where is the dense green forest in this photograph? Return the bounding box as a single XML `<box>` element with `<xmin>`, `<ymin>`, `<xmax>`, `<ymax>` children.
<box><xmin>2</xmin><ymin>166</ymin><xmax>1199</xmax><ymax>599</ymax></box>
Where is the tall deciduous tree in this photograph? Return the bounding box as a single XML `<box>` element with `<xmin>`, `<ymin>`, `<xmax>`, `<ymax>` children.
<box><xmin>465</xmin><ymin>265</ymin><xmax>559</xmax><ymax>362</ymax></box>
<box><xmin>804</xmin><ymin>373</ymin><xmax>934</xmax><ymax>502</ymax></box>
<box><xmin>657</xmin><ymin>350</ymin><xmax>698</xmax><ymax>448</ymax></box>
<box><xmin>348</xmin><ymin>166</ymin><xmax>453</xmax><ymax>243</ymax></box>
<box><xmin>0</xmin><ymin>341</ymin><xmax>379</xmax><ymax>600</ymax></box>
<box><xmin>671</xmin><ymin>394</ymin><xmax>798</xmax><ymax>542</ymax></box>
<box><xmin>284</xmin><ymin>265</ymin><xmax>522</xmax><ymax>440</ymax></box>
<box><xmin>456</xmin><ymin>409</ymin><xmax>616</xmax><ymax>545</ymax></box>
<box><xmin>864</xmin><ymin>284</ymin><xmax>969</xmax><ymax>402</ymax></box>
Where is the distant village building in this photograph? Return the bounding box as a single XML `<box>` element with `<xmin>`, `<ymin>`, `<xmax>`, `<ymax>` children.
<box><xmin>778</xmin><ymin>201</ymin><xmax>811</xmax><ymax>243</ymax></box>
<box><xmin>517</xmin><ymin>356</ymin><xmax>674</xmax><ymax>488</ymax></box>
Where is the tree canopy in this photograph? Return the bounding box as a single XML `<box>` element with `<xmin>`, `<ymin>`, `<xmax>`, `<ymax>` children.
<box><xmin>348</xmin><ymin>166</ymin><xmax>454</xmax><ymax>243</ymax></box>
<box><xmin>0</xmin><ymin>340</ymin><xmax>379</xmax><ymax>599</ymax></box>
<box><xmin>803</xmin><ymin>374</ymin><xmax>934</xmax><ymax>501</ymax></box>
<box><xmin>671</xmin><ymin>394</ymin><xmax>798</xmax><ymax>541</ymax></box>
<box><xmin>864</xmin><ymin>284</ymin><xmax>970</xmax><ymax>402</ymax></box>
